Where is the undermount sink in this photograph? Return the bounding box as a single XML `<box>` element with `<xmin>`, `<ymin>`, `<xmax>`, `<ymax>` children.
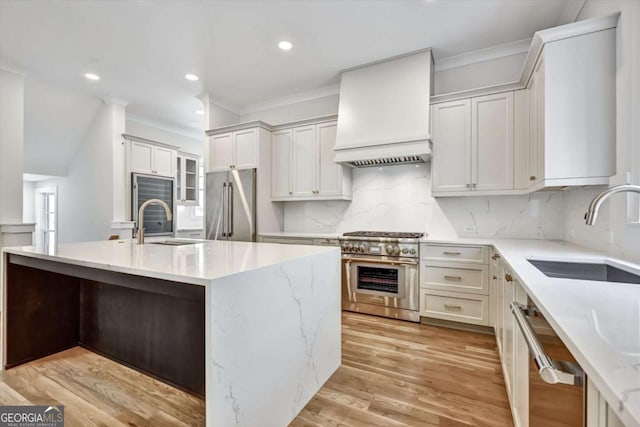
<box><xmin>528</xmin><ymin>259</ymin><xmax>640</xmax><ymax>285</ymax></box>
<box><xmin>149</xmin><ymin>240</ymin><xmax>197</xmax><ymax>246</ymax></box>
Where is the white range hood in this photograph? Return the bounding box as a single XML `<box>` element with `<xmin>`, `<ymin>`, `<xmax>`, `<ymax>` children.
<box><xmin>334</xmin><ymin>49</ymin><xmax>433</xmax><ymax>167</ymax></box>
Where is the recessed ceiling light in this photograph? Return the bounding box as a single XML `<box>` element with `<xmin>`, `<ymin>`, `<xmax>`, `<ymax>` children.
<box><xmin>278</xmin><ymin>41</ymin><xmax>293</xmax><ymax>51</ymax></box>
<box><xmin>84</xmin><ymin>73</ymin><xmax>100</xmax><ymax>81</ymax></box>
<box><xmin>195</xmin><ymin>110</ymin><xmax>205</xmax><ymax>115</ymax></box>
<box><xmin>185</xmin><ymin>74</ymin><xmax>199</xmax><ymax>81</ymax></box>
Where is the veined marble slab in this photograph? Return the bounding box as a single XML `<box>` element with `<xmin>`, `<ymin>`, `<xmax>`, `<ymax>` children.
<box><xmin>2</xmin><ymin>240</ymin><xmax>342</xmax><ymax>427</ymax></box>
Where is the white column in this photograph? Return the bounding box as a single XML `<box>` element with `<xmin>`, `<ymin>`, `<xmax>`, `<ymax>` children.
<box><xmin>103</xmin><ymin>99</ymin><xmax>134</xmax><ymax>239</ymax></box>
<box><xmin>0</xmin><ymin>69</ymin><xmax>34</xmax><ymax>247</ymax></box>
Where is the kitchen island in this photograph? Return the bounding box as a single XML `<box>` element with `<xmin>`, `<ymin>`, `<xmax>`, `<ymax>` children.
<box><xmin>1</xmin><ymin>239</ymin><xmax>341</xmax><ymax>427</ymax></box>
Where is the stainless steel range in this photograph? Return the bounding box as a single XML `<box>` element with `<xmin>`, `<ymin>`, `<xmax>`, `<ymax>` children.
<box><xmin>340</xmin><ymin>231</ymin><xmax>424</xmax><ymax>322</ymax></box>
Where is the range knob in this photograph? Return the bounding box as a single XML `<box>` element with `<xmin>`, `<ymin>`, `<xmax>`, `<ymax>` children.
<box><xmin>392</xmin><ymin>246</ymin><xmax>401</xmax><ymax>256</ymax></box>
<box><xmin>409</xmin><ymin>248</ymin><xmax>417</xmax><ymax>255</ymax></box>
<box><xmin>402</xmin><ymin>248</ymin><xmax>409</xmax><ymax>254</ymax></box>
<box><xmin>385</xmin><ymin>245</ymin><xmax>394</xmax><ymax>254</ymax></box>
<box><xmin>358</xmin><ymin>244</ymin><xmax>365</xmax><ymax>253</ymax></box>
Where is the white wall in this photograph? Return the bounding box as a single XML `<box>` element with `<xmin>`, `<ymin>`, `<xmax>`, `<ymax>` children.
<box><xmin>125</xmin><ymin>119</ymin><xmax>203</xmax><ymax>156</ymax></box>
<box><xmin>22</xmin><ymin>181</ymin><xmax>35</xmax><ymax>223</ymax></box>
<box><xmin>38</xmin><ymin>102</ymin><xmax>125</xmax><ymax>243</ymax></box>
<box><xmin>240</xmin><ymin>94</ymin><xmax>340</xmax><ymax>124</ymax></box>
<box><xmin>0</xmin><ymin>69</ymin><xmax>25</xmax><ymax>224</ymax></box>
<box><xmin>283</xmin><ymin>163</ymin><xmax>564</xmax><ymax>239</ymax></box>
<box><xmin>562</xmin><ymin>0</ymin><xmax>640</xmax><ymax>262</ymax></box>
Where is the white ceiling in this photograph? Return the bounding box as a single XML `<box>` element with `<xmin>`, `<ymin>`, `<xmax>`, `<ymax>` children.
<box><xmin>0</xmin><ymin>0</ymin><xmax>584</xmax><ymax>174</ymax></box>
<box><xmin>1</xmin><ymin>0</ymin><xmax>578</xmax><ymax>150</ymax></box>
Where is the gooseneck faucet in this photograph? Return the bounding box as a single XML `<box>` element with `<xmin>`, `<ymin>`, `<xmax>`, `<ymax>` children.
<box><xmin>136</xmin><ymin>198</ymin><xmax>173</xmax><ymax>244</ymax></box>
<box><xmin>585</xmin><ymin>184</ymin><xmax>640</xmax><ymax>225</ymax></box>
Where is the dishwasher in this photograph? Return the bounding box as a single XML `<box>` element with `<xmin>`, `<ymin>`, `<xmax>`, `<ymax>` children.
<box><xmin>512</xmin><ymin>299</ymin><xmax>586</xmax><ymax>426</ymax></box>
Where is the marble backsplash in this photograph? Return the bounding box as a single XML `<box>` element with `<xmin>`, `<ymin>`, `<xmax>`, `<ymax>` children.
<box><xmin>283</xmin><ymin>163</ymin><xmax>564</xmax><ymax>240</ymax></box>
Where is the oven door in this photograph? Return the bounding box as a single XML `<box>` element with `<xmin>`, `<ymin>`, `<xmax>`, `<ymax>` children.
<box><xmin>344</xmin><ymin>257</ymin><xmax>419</xmax><ymax>311</ymax></box>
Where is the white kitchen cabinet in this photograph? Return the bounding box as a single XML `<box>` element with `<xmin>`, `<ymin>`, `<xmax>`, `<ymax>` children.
<box><xmin>271</xmin><ymin>120</ymin><xmax>351</xmax><ymax>201</ymax></box>
<box><xmin>127</xmin><ymin>138</ymin><xmax>177</xmax><ymax>178</ymax></box>
<box><xmin>176</xmin><ymin>153</ymin><xmax>200</xmax><ymax>205</ymax></box>
<box><xmin>292</xmin><ymin>125</ymin><xmax>316</xmax><ymax>197</ymax></box>
<box><xmin>587</xmin><ymin>379</ymin><xmax>626</xmax><ymax>427</ymax></box>
<box><xmin>271</xmin><ymin>129</ymin><xmax>292</xmax><ymax>198</ymax></box>
<box><xmin>502</xmin><ymin>266</ymin><xmax>515</xmax><ymax>399</ymax></box>
<box><xmin>432</xmin><ymin>92</ymin><xmax>513</xmax><ymax>194</ymax></box>
<box><xmin>431</xmin><ymin>99</ymin><xmax>471</xmax><ymax>193</ymax></box>
<box><xmin>420</xmin><ymin>243</ymin><xmax>491</xmax><ymax>326</ymax></box>
<box><xmin>208</xmin><ymin>128</ymin><xmax>258</xmax><ymax>171</ymax></box>
<box><xmin>472</xmin><ymin>92</ymin><xmax>513</xmax><ymax>191</ymax></box>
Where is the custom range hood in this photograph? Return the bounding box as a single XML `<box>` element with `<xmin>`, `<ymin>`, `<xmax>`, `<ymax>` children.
<box><xmin>334</xmin><ymin>49</ymin><xmax>433</xmax><ymax>168</ymax></box>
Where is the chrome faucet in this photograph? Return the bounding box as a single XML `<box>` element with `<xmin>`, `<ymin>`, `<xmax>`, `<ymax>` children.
<box><xmin>136</xmin><ymin>198</ymin><xmax>173</xmax><ymax>244</ymax></box>
<box><xmin>585</xmin><ymin>184</ymin><xmax>640</xmax><ymax>225</ymax></box>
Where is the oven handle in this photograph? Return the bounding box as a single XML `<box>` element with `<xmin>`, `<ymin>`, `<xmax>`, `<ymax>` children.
<box><xmin>342</xmin><ymin>257</ymin><xmax>418</xmax><ymax>266</ymax></box>
<box><xmin>511</xmin><ymin>302</ymin><xmax>583</xmax><ymax>387</ymax></box>
<box><xmin>344</xmin><ymin>260</ymin><xmax>352</xmax><ymax>291</ymax></box>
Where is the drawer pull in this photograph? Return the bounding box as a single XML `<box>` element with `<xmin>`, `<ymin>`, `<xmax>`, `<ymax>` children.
<box><xmin>443</xmin><ymin>251</ymin><xmax>461</xmax><ymax>255</ymax></box>
<box><xmin>444</xmin><ymin>304</ymin><xmax>462</xmax><ymax>310</ymax></box>
<box><xmin>444</xmin><ymin>275</ymin><xmax>462</xmax><ymax>281</ymax></box>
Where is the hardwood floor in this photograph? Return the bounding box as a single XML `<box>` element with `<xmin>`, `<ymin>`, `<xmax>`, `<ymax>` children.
<box><xmin>0</xmin><ymin>312</ymin><xmax>512</xmax><ymax>426</ymax></box>
<box><xmin>291</xmin><ymin>313</ymin><xmax>513</xmax><ymax>426</ymax></box>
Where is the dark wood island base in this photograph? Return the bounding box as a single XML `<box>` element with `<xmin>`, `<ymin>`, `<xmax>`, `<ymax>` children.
<box><xmin>3</xmin><ymin>254</ymin><xmax>205</xmax><ymax>396</ymax></box>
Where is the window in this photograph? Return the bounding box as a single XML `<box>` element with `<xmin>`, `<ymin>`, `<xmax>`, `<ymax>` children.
<box><xmin>42</xmin><ymin>192</ymin><xmax>56</xmax><ymax>251</ymax></box>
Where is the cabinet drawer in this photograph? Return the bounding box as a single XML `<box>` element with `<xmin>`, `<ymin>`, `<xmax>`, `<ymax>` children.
<box><xmin>420</xmin><ymin>290</ymin><xmax>489</xmax><ymax>326</ymax></box>
<box><xmin>421</xmin><ymin>263</ymin><xmax>489</xmax><ymax>295</ymax></box>
<box><xmin>421</xmin><ymin>244</ymin><xmax>488</xmax><ymax>264</ymax></box>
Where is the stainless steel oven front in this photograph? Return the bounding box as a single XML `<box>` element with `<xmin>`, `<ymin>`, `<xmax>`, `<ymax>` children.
<box><xmin>342</xmin><ymin>255</ymin><xmax>420</xmax><ymax>321</ymax></box>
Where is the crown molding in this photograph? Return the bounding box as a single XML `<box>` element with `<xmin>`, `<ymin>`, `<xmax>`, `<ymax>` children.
<box><xmin>126</xmin><ymin>114</ymin><xmax>204</xmax><ymax>141</ymax></box>
<box><xmin>559</xmin><ymin>0</ymin><xmax>587</xmax><ymax>24</ymax></box>
<box><xmin>434</xmin><ymin>38</ymin><xmax>531</xmax><ymax>72</ymax></box>
<box><xmin>240</xmin><ymin>84</ymin><xmax>340</xmax><ymax>115</ymax></box>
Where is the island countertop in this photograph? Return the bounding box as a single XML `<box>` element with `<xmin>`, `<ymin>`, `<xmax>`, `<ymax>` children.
<box><xmin>1</xmin><ymin>239</ymin><xmax>339</xmax><ymax>286</ymax></box>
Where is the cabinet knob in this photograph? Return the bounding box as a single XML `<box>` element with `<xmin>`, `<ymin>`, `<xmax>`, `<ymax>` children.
<box><xmin>493</xmin><ymin>275</ymin><xmax>498</xmax><ymax>280</ymax></box>
<box><xmin>466</xmin><ymin>184</ymin><xmax>471</xmax><ymax>189</ymax></box>
<box><xmin>505</xmin><ymin>274</ymin><xmax>513</xmax><ymax>282</ymax></box>
<box><xmin>289</xmin><ymin>191</ymin><xmax>293</xmax><ymax>196</ymax></box>
<box><xmin>472</xmin><ymin>183</ymin><xmax>477</xmax><ymax>188</ymax></box>
<box><xmin>530</xmin><ymin>176</ymin><xmax>536</xmax><ymax>181</ymax></box>
<box><xmin>491</xmin><ymin>253</ymin><xmax>500</xmax><ymax>260</ymax></box>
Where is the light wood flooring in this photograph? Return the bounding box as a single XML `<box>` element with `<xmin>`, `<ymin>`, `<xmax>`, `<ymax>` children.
<box><xmin>0</xmin><ymin>312</ymin><xmax>513</xmax><ymax>426</ymax></box>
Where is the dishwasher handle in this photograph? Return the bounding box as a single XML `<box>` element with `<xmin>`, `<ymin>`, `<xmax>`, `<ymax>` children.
<box><xmin>511</xmin><ymin>302</ymin><xmax>584</xmax><ymax>387</ymax></box>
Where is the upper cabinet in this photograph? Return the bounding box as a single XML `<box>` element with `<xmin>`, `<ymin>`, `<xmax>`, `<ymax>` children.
<box><xmin>431</xmin><ymin>13</ymin><xmax>618</xmax><ymax>197</ymax></box>
<box><xmin>208</xmin><ymin>127</ymin><xmax>259</xmax><ymax>171</ymax></box>
<box><xmin>520</xmin><ymin>28</ymin><xmax>616</xmax><ymax>190</ymax></box>
<box><xmin>272</xmin><ymin>119</ymin><xmax>352</xmax><ymax>201</ymax></box>
<box><xmin>126</xmin><ymin>137</ymin><xmax>177</xmax><ymax>178</ymax></box>
<box><xmin>176</xmin><ymin>153</ymin><xmax>200</xmax><ymax>206</ymax></box>
<box><xmin>432</xmin><ymin>92</ymin><xmax>513</xmax><ymax>195</ymax></box>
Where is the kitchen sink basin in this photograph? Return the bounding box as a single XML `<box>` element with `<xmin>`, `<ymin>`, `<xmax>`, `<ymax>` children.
<box><xmin>528</xmin><ymin>259</ymin><xmax>640</xmax><ymax>285</ymax></box>
<box><xmin>149</xmin><ymin>240</ymin><xmax>197</xmax><ymax>246</ymax></box>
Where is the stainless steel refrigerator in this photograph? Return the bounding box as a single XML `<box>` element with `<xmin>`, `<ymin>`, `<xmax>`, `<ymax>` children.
<box><xmin>205</xmin><ymin>168</ymin><xmax>257</xmax><ymax>241</ymax></box>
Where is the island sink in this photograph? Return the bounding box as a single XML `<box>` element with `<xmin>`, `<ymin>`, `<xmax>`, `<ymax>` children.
<box><xmin>528</xmin><ymin>259</ymin><xmax>640</xmax><ymax>285</ymax></box>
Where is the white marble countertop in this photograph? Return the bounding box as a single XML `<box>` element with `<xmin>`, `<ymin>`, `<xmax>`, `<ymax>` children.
<box><xmin>2</xmin><ymin>239</ymin><xmax>338</xmax><ymax>286</ymax></box>
<box><xmin>464</xmin><ymin>238</ymin><xmax>639</xmax><ymax>427</ymax></box>
<box><xmin>259</xmin><ymin>232</ymin><xmax>341</xmax><ymax>239</ymax></box>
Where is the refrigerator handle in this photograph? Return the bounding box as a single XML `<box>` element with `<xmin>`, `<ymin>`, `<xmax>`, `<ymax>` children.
<box><xmin>222</xmin><ymin>182</ymin><xmax>227</xmax><ymax>237</ymax></box>
<box><xmin>228</xmin><ymin>182</ymin><xmax>234</xmax><ymax>237</ymax></box>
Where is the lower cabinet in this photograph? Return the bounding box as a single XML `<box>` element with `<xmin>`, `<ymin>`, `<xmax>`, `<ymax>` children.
<box><xmin>420</xmin><ymin>244</ymin><xmax>491</xmax><ymax>326</ymax></box>
<box><xmin>495</xmin><ymin>254</ymin><xmax>624</xmax><ymax>427</ymax></box>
